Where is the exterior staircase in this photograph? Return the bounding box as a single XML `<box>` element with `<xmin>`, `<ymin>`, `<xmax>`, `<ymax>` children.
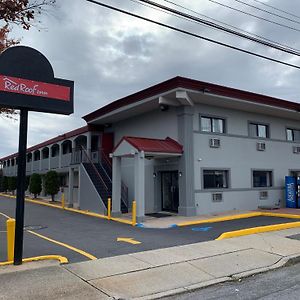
<box><xmin>82</xmin><ymin>162</ymin><xmax>128</xmax><ymax>213</ymax></box>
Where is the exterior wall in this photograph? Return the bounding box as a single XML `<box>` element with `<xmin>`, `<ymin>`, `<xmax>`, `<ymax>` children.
<box><xmin>193</xmin><ymin>103</ymin><xmax>300</xmax><ymax>214</ymax></box>
<box><xmin>113</xmin><ymin>107</ymin><xmax>178</xmax><ymax>143</ymax></box>
<box><xmin>79</xmin><ymin>164</ymin><xmax>107</xmax><ymax>214</ymax></box>
<box><xmin>73</xmin><ymin>170</ymin><xmax>79</xmax><ymax>208</ymax></box>
<box><xmin>112</xmin><ymin>108</ymin><xmax>179</xmax><ymax>213</ymax></box>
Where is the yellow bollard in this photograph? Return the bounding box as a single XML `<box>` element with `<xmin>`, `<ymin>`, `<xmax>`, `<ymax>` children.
<box><xmin>132</xmin><ymin>200</ymin><xmax>137</xmax><ymax>226</ymax></box>
<box><xmin>107</xmin><ymin>198</ymin><xmax>111</xmax><ymax>220</ymax></box>
<box><xmin>6</xmin><ymin>218</ymin><xmax>15</xmax><ymax>262</ymax></box>
<box><xmin>61</xmin><ymin>193</ymin><xmax>65</xmax><ymax>209</ymax></box>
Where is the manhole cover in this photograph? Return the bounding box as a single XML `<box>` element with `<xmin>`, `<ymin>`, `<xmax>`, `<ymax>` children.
<box><xmin>287</xmin><ymin>234</ymin><xmax>300</xmax><ymax>241</ymax></box>
<box><xmin>23</xmin><ymin>225</ymin><xmax>47</xmax><ymax>231</ymax></box>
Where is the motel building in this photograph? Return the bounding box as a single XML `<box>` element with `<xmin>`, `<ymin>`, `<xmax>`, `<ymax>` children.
<box><xmin>1</xmin><ymin>76</ymin><xmax>300</xmax><ymax>222</ymax></box>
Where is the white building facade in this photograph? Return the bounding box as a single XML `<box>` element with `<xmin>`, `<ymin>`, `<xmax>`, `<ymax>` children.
<box><xmin>2</xmin><ymin>77</ymin><xmax>300</xmax><ymax>221</ymax></box>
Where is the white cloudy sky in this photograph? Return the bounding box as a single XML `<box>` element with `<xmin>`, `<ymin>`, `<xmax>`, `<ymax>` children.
<box><xmin>1</xmin><ymin>0</ymin><xmax>300</xmax><ymax>157</ymax></box>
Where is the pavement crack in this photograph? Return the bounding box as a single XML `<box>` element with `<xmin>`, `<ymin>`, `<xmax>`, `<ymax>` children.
<box><xmin>63</xmin><ymin>265</ymin><xmax>112</xmax><ymax>298</ymax></box>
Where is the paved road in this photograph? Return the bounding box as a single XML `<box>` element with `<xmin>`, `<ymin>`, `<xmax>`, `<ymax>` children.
<box><xmin>166</xmin><ymin>263</ymin><xmax>300</xmax><ymax>299</ymax></box>
<box><xmin>0</xmin><ymin>196</ymin><xmax>298</xmax><ymax>263</ymax></box>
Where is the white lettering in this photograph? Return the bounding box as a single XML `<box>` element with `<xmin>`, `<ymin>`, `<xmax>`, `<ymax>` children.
<box><xmin>3</xmin><ymin>77</ymin><xmax>49</xmax><ymax>97</ymax></box>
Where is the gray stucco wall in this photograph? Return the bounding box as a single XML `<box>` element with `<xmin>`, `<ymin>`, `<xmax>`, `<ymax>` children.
<box><xmin>112</xmin><ymin>107</ymin><xmax>179</xmax><ymax>214</ymax></box>
<box><xmin>79</xmin><ymin>164</ymin><xmax>107</xmax><ymax>214</ymax></box>
<box><xmin>193</xmin><ymin>103</ymin><xmax>300</xmax><ymax>214</ymax></box>
<box><xmin>113</xmin><ymin>107</ymin><xmax>178</xmax><ymax>144</ymax></box>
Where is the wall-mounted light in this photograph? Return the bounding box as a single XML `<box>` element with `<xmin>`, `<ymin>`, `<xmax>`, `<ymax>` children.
<box><xmin>197</xmin><ymin>158</ymin><xmax>202</xmax><ymax>161</ymax></box>
<box><xmin>179</xmin><ymin>172</ymin><xmax>182</xmax><ymax>177</ymax></box>
<box><xmin>153</xmin><ymin>172</ymin><xmax>157</xmax><ymax>178</ymax></box>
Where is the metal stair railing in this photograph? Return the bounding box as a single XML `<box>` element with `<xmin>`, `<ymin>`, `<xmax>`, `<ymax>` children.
<box><xmin>100</xmin><ymin>149</ymin><xmax>129</xmax><ymax>211</ymax></box>
<box><xmin>81</xmin><ymin>146</ymin><xmax>109</xmax><ymax>193</ymax></box>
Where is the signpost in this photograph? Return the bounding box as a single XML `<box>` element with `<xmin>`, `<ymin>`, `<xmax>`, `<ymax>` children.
<box><xmin>0</xmin><ymin>46</ymin><xmax>74</xmax><ymax>265</ymax></box>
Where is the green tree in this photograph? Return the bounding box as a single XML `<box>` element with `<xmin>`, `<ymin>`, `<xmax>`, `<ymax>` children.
<box><xmin>29</xmin><ymin>173</ymin><xmax>42</xmax><ymax>198</ymax></box>
<box><xmin>25</xmin><ymin>175</ymin><xmax>30</xmax><ymax>190</ymax></box>
<box><xmin>8</xmin><ymin>176</ymin><xmax>17</xmax><ymax>194</ymax></box>
<box><xmin>2</xmin><ymin>176</ymin><xmax>9</xmax><ymax>192</ymax></box>
<box><xmin>44</xmin><ymin>170</ymin><xmax>59</xmax><ymax>202</ymax></box>
<box><xmin>0</xmin><ymin>174</ymin><xmax>4</xmax><ymax>192</ymax></box>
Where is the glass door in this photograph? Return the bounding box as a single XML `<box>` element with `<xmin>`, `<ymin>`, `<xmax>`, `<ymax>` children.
<box><xmin>161</xmin><ymin>171</ymin><xmax>179</xmax><ymax>212</ymax></box>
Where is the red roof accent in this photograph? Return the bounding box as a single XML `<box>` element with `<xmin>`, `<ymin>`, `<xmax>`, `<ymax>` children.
<box><xmin>0</xmin><ymin>124</ymin><xmax>103</xmax><ymax>161</ymax></box>
<box><xmin>114</xmin><ymin>136</ymin><xmax>183</xmax><ymax>154</ymax></box>
<box><xmin>83</xmin><ymin>76</ymin><xmax>300</xmax><ymax>123</ymax></box>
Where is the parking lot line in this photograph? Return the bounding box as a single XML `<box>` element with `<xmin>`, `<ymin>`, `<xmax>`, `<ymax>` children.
<box><xmin>0</xmin><ymin>208</ymin><xmax>97</xmax><ymax>262</ymax></box>
<box><xmin>0</xmin><ymin>212</ymin><xmax>10</xmax><ymax>219</ymax></box>
<box><xmin>27</xmin><ymin>230</ymin><xmax>97</xmax><ymax>260</ymax></box>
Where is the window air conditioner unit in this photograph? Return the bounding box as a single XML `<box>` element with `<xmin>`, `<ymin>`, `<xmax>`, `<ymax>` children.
<box><xmin>257</xmin><ymin>142</ymin><xmax>266</xmax><ymax>151</ymax></box>
<box><xmin>293</xmin><ymin>146</ymin><xmax>300</xmax><ymax>154</ymax></box>
<box><xmin>259</xmin><ymin>191</ymin><xmax>268</xmax><ymax>199</ymax></box>
<box><xmin>212</xmin><ymin>193</ymin><xmax>223</xmax><ymax>202</ymax></box>
<box><xmin>209</xmin><ymin>138</ymin><xmax>220</xmax><ymax>148</ymax></box>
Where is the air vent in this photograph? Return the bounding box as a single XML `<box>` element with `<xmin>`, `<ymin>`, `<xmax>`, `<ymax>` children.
<box><xmin>293</xmin><ymin>146</ymin><xmax>300</xmax><ymax>154</ymax></box>
<box><xmin>257</xmin><ymin>142</ymin><xmax>266</xmax><ymax>151</ymax></box>
<box><xmin>259</xmin><ymin>191</ymin><xmax>268</xmax><ymax>199</ymax></box>
<box><xmin>209</xmin><ymin>138</ymin><xmax>220</xmax><ymax>148</ymax></box>
<box><xmin>212</xmin><ymin>193</ymin><xmax>223</xmax><ymax>202</ymax></box>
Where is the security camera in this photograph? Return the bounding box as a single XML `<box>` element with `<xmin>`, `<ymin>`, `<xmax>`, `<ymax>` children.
<box><xmin>160</xmin><ymin>104</ymin><xmax>169</xmax><ymax>111</ymax></box>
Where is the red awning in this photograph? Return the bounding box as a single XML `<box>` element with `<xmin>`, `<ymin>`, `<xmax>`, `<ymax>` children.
<box><xmin>114</xmin><ymin>136</ymin><xmax>183</xmax><ymax>154</ymax></box>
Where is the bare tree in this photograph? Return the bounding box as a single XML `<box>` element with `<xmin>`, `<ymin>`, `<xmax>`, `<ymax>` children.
<box><xmin>0</xmin><ymin>0</ymin><xmax>56</xmax><ymax>117</ymax></box>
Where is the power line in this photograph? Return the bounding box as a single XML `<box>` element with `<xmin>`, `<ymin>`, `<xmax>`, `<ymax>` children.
<box><xmin>161</xmin><ymin>0</ymin><xmax>300</xmax><ymax>53</ymax></box>
<box><xmin>136</xmin><ymin>0</ymin><xmax>300</xmax><ymax>57</ymax></box>
<box><xmin>85</xmin><ymin>0</ymin><xmax>300</xmax><ymax>70</ymax></box>
<box><xmin>209</xmin><ymin>0</ymin><xmax>300</xmax><ymax>33</ymax></box>
<box><xmin>129</xmin><ymin>0</ymin><xmax>229</xmax><ymax>34</ymax></box>
<box><xmin>232</xmin><ymin>0</ymin><xmax>300</xmax><ymax>25</ymax></box>
<box><xmin>252</xmin><ymin>0</ymin><xmax>300</xmax><ymax>20</ymax></box>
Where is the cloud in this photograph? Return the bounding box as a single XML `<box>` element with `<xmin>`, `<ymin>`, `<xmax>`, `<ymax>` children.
<box><xmin>1</xmin><ymin>0</ymin><xmax>300</xmax><ymax>157</ymax></box>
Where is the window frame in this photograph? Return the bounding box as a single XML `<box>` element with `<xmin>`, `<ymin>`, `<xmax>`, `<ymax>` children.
<box><xmin>200</xmin><ymin>114</ymin><xmax>226</xmax><ymax>134</ymax></box>
<box><xmin>248</xmin><ymin>121</ymin><xmax>270</xmax><ymax>139</ymax></box>
<box><xmin>252</xmin><ymin>169</ymin><xmax>273</xmax><ymax>188</ymax></box>
<box><xmin>202</xmin><ymin>168</ymin><xmax>230</xmax><ymax>190</ymax></box>
<box><xmin>286</xmin><ymin>127</ymin><xmax>300</xmax><ymax>142</ymax></box>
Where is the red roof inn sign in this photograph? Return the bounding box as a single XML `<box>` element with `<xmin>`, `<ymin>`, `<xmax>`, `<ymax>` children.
<box><xmin>0</xmin><ymin>46</ymin><xmax>74</xmax><ymax>265</ymax></box>
<box><xmin>0</xmin><ymin>46</ymin><xmax>73</xmax><ymax>114</ymax></box>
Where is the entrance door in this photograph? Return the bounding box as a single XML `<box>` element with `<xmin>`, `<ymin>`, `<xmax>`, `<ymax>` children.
<box><xmin>161</xmin><ymin>171</ymin><xmax>179</xmax><ymax>212</ymax></box>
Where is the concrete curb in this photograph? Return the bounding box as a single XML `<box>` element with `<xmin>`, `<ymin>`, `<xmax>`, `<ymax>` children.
<box><xmin>0</xmin><ymin>255</ymin><xmax>68</xmax><ymax>266</ymax></box>
<box><xmin>216</xmin><ymin>222</ymin><xmax>300</xmax><ymax>240</ymax></box>
<box><xmin>133</xmin><ymin>277</ymin><xmax>231</xmax><ymax>300</ymax></box>
<box><xmin>131</xmin><ymin>253</ymin><xmax>300</xmax><ymax>300</ymax></box>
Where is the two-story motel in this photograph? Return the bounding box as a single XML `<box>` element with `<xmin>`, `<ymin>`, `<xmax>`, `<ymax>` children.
<box><xmin>1</xmin><ymin>76</ymin><xmax>300</xmax><ymax>222</ymax></box>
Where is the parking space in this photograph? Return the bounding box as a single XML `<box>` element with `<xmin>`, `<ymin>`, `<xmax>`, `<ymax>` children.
<box><xmin>0</xmin><ymin>195</ymin><xmax>299</xmax><ymax>264</ymax></box>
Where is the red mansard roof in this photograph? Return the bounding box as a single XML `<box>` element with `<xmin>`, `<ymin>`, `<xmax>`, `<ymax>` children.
<box><xmin>83</xmin><ymin>76</ymin><xmax>300</xmax><ymax>122</ymax></box>
<box><xmin>115</xmin><ymin>136</ymin><xmax>183</xmax><ymax>154</ymax></box>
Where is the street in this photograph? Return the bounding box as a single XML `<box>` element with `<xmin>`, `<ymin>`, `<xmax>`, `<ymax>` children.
<box><xmin>166</xmin><ymin>263</ymin><xmax>300</xmax><ymax>300</ymax></box>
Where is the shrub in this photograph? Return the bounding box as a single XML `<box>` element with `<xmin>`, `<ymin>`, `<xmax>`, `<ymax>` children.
<box><xmin>8</xmin><ymin>176</ymin><xmax>17</xmax><ymax>194</ymax></box>
<box><xmin>25</xmin><ymin>175</ymin><xmax>30</xmax><ymax>191</ymax></box>
<box><xmin>1</xmin><ymin>176</ymin><xmax>9</xmax><ymax>192</ymax></box>
<box><xmin>29</xmin><ymin>173</ymin><xmax>42</xmax><ymax>198</ymax></box>
<box><xmin>45</xmin><ymin>171</ymin><xmax>59</xmax><ymax>202</ymax></box>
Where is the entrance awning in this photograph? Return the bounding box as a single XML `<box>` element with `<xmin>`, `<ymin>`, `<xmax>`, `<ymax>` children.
<box><xmin>113</xmin><ymin>136</ymin><xmax>183</xmax><ymax>158</ymax></box>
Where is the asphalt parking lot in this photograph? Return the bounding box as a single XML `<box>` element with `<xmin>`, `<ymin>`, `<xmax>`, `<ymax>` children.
<box><xmin>0</xmin><ymin>195</ymin><xmax>298</xmax><ymax>264</ymax></box>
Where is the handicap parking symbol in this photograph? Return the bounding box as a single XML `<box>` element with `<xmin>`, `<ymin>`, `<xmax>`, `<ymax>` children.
<box><xmin>191</xmin><ymin>226</ymin><xmax>212</xmax><ymax>232</ymax></box>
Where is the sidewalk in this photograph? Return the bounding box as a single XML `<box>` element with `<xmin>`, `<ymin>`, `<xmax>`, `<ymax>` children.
<box><xmin>1</xmin><ymin>228</ymin><xmax>300</xmax><ymax>300</ymax></box>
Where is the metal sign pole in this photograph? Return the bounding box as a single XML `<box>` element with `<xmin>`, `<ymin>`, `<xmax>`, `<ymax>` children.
<box><xmin>14</xmin><ymin>109</ymin><xmax>29</xmax><ymax>265</ymax></box>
